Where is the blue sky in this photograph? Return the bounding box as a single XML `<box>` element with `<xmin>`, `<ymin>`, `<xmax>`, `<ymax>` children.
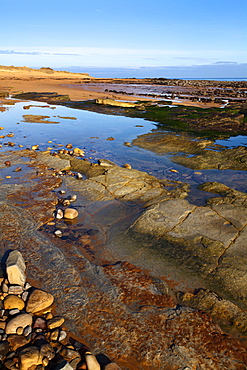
<box><xmin>0</xmin><ymin>0</ymin><xmax>246</xmax><ymax>77</ymax></box>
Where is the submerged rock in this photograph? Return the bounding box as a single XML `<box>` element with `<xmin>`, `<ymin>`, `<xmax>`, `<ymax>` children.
<box><xmin>63</xmin><ymin>208</ymin><xmax>78</xmax><ymax>219</ymax></box>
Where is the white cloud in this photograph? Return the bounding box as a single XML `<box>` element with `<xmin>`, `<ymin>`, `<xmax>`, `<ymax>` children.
<box><xmin>1</xmin><ymin>46</ymin><xmax>247</xmax><ymax>68</ymax></box>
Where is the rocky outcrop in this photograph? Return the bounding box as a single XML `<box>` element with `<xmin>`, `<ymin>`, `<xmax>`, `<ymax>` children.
<box><xmin>174</xmin><ymin>145</ymin><xmax>247</xmax><ymax>170</ymax></box>
<box><xmin>129</xmin><ymin>182</ymin><xmax>247</xmax><ymax>306</ymax></box>
<box><xmin>13</xmin><ymin>92</ymin><xmax>70</xmax><ymax>102</ymax></box>
<box><xmin>2</xmin><ymin>150</ymin><xmax>247</xmax><ymax>368</ymax></box>
<box><xmin>95</xmin><ymin>98</ymin><xmax>142</xmax><ymax>108</ymax></box>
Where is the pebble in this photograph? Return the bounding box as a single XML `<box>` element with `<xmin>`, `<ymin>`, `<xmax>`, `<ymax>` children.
<box><xmin>23</xmin><ymin>326</ymin><xmax>32</xmax><ymax>337</ymax></box>
<box><xmin>24</xmin><ymin>282</ymin><xmax>32</xmax><ymax>290</ymax></box>
<box><xmin>6</xmin><ymin>250</ymin><xmax>26</xmax><ymax>287</ymax></box>
<box><xmin>33</xmin><ymin>317</ymin><xmax>46</xmax><ymax>330</ymax></box>
<box><xmin>0</xmin><ymin>251</ymin><xmax>122</xmax><ymax>370</ymax></box>
<box><xmin>26</xmin><ymin>289</ymin><xmax>54</xmax><ymax>314</ymax></box>
<box><xmin>18</xmin><ymin>346</ymin><xmax>43</xmax><ymax>370</ymax></box>
<box><xmin>68</xmin><ymin>194</ymin><xmax>77</xmax><ymax>202</ymax></box>
<box><xmin>58</xmin><ymin>330</ymin><xmax>67</xmax><ymax>342</ymax></box>
<box><xmin>76</xmin><ymin>173</ymin><xmax>83</xmax><ymax>180</ymax></box>
<box><xmin>2</xmin><ymin>283</ymin><xmax>9</xmax><ymax>293</ymax></box>
<box><xmin>31</xmin><ymin>145</ymin><xmax>39</xmax><ymax>150</ymax></box>
<box><xmin>0</xmin><ymin>341</ymin><xmax>9</xmax><ymax>358</ymax></box>
<box><xmin>55</xmin><ymin>230</ymin><xmax>63</xmax><ymax>237</ymax></box>
<box><xmin>123</xmin><ymin>163</ymin><xmax>132</xmax><ymax>169</ymax></box>
<box><xmin>56</xmin><ymin>209</ymin><xmax>64</xmax><ymax>219</ymax></box>
<box><xmin>45</xmin><ymin>312</ymin><xmax>53</xmax><ymax>320</ymax></box>
<box><xmin>59</xmin><ymin>190</ymin><xmax>66</xmax><ymax>194</ymax></box>
<box><xmin>84</xmin><ymin>352</ymin><xmax>100</xmax><ymax>370</ymax></box>
<box><xmin>64</xmin><ymin>208</ymin><xmax>78</xmax><ymax>220</ymax></box>
<box><xmin>16</xmin><ymin>327</ymin><xmax>23</xmax><ymax>335</ymax></box>
<box><xmin>7</xmin><ymin>335</ymin><xmax>29</xmax><ymax>351</ymax></box>
<box><xmin>66</xmin><ymin>143</ymin><xmax>73</xmax><ymax>149</ymax></box>
<box><xmin>73</xmin><ymin>148</ymin><xmax>85</xmax><ymax>156</ymax></box>
<box><xmin>5</xmin><ymin>313</ymin><xmax>33</xmax><ymax>334</ymax></box>
<box><xmin>21</xmin><ymin>291</ymin><xmax>29</xmax><ymax>302</ymax></box>
<box><xmin>40</xmin><ymin>343</ymin><xmax>55</xmax><ymax>360</ymax></box>
<box><xmin>3</xmin><ymin>295</ymin><xmax>25</xmax><ymax>310</ymax></box>
<box><xmin>4</xmin><ymin>161</ymin><xmax>11</xmax><ymax>166</ymax></box>
<box><xmin>9</xmin><ymin>309</ymin><xmax>20</xmax><ymax>316</ymax></box>
<box><xmin>0</xmin><ymin>322</ymin><xmax>6</xmax><ymax>330</ymax></box>
<box><xmin>8</xmin><ymin>285</ymin><xmax>24</xmax><ymax>295</ymax></box>
<box><xmin>47</xmin><ymin>316</ymin><xmax>65</xmax><ymax>330</ymax></box>
<box><xmin>49</xmin><ymin>328</ymin><xmax>60</xmax><ymax>341</ymax></box>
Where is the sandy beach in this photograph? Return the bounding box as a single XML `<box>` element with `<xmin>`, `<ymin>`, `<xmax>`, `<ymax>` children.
<box><xmin>0</xmin><ymin>65</ymin><xmax>232</xmax><ymax>108</ymax></box>
<box><xmin>0</xmin><ymin>66</ymin><xmax>149</xmax><ymax>102</ymax></box>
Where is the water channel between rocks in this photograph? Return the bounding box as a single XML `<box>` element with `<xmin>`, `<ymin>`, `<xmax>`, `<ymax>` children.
<box><xmin>1</xmin><ymin>99</ymin><xmax>247</xmax><ymax>293</ymax></box>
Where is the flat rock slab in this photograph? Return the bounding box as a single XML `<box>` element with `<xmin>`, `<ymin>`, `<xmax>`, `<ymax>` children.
<box><xmin>132</xmin><ymin>199</ymin><xmax>196</xmax><ymax>236</ymax></box>
<box><xmin>167</xmin><ymin>206</ymin><xmax>238</xmax><ymax>246</ymax></box>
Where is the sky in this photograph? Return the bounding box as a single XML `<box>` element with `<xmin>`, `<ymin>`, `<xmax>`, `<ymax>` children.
<box><xmin>0</xmin><ymin>0</ymin><xmax>247</xmax><ymax>78</ymax></box>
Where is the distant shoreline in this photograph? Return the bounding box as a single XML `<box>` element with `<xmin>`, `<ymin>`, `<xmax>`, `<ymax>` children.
<box><xmin>0</xmin><ymin>65</ymin><xmax>246</xmax><ymax>109</ymax></box>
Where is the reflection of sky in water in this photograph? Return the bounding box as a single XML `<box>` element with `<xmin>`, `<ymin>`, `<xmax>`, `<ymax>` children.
<box><xmin>215</xmin><ymin>135</ymin><xmax>247</xmax><ymax>148</ymax></box>
<box><xmin>1</xmin><ymin>100</ymin><xmax>247</xmax><ymax>194</ymax></box>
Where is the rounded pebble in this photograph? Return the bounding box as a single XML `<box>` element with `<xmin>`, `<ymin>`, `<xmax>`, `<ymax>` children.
<box><xmin>64</xmin><ymin>208</ymin><xmax>78</xmax><ymax>220</ymax></box>
<box><xmin>4</xmin><ymin>295</ymin><xmax>25</xmax><ymax>310</ymax></box>
<box><xmin>123</xmin><ymin>163</ymin><xmax>132</xmax><ymax>169</ymax></box>
<box><xmin>26</xmin><ymin>289</ymin><xmax>54</xmax><ymax>314</ymax></box>
<box><xmin>16</xmin><ymin>327</ymin><xmax>24</xmax><ymax>335</ymax></box>
<box><xmin>5</xmin><ymin>313</ymin><xmax>33</xmax><ymax>334</ymax></box>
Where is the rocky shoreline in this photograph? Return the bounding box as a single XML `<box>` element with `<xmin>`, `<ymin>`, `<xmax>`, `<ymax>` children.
<box><xmin>1</xmin><ymin>69</ymin><xmax>247</xmax><ymax>368</ymax></box>
<box><xmin>1</xmin><ymin>148</ymin><xmax>247</xmax><ymax>368</ymax></box>
<box><xmin>0</xmin><ymin>250</ymin><xmax>120</xmax><ymax>370</ymax></box>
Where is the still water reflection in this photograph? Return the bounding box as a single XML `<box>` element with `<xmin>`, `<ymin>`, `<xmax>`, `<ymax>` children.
<box><xmin>1</xmin><ymin>99</ymin><xmax>247</xmax><ymax>203</ymax></box>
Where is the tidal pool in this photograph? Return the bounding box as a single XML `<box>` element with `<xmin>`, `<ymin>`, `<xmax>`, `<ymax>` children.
<box><xmin>1</xmin><ymin>98</ymin><xmax>247</xmax><ymax>201</ymax></box>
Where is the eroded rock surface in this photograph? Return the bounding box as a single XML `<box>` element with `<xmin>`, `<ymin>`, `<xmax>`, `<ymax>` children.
<box><xmin>1</xmin><ymin>150</ymin><xmax>247</xmax><ymax>368</ymax></box>
<box><xmin>132</xmin><ymin>131</ymin><xmax>247</xmax><ymax>170</ymax></box>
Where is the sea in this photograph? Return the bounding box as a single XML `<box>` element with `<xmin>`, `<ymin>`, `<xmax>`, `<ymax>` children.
<box><xmin>54</xmin><ymin>66</ymin><xmax>247</xmax><ymax>81</ymax></box>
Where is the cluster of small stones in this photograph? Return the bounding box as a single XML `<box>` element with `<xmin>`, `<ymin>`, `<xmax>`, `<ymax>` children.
<box><xmin>53</xmin><ymin>191</ymin><xmax>79</xmax><ymax>238</ymax></box>
<box><xmin>56</xmin><ymin>144</ymin><xmax>85</xmax><ymax>158</ymax></box>
<box><xmin>0</xmin><ymin>250</ymin><xmax>119</xmax><ymax>370</ymax></box>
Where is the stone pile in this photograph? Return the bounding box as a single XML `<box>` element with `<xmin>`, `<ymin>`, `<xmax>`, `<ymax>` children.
<box><xmin>0</xmin><ymin>250</ymin><xmax>119</xmax><ymax>370</ymax></box>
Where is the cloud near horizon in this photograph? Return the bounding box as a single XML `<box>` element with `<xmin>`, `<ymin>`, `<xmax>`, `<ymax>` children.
<box><xmin>0</xmin><ymin>49</ymin><xmax>80</xmax><ymax>56</ymax></box>
<box><xmin>0</xmin><ymin>48</ymin><xmax>246</xmax><ymax>76</ymax></box>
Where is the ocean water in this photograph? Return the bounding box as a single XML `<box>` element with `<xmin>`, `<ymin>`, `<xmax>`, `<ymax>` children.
<box><xmin>54</xmin><ymin>66</ymin><xmax>247</xmax><ymax>81</ymax></box>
